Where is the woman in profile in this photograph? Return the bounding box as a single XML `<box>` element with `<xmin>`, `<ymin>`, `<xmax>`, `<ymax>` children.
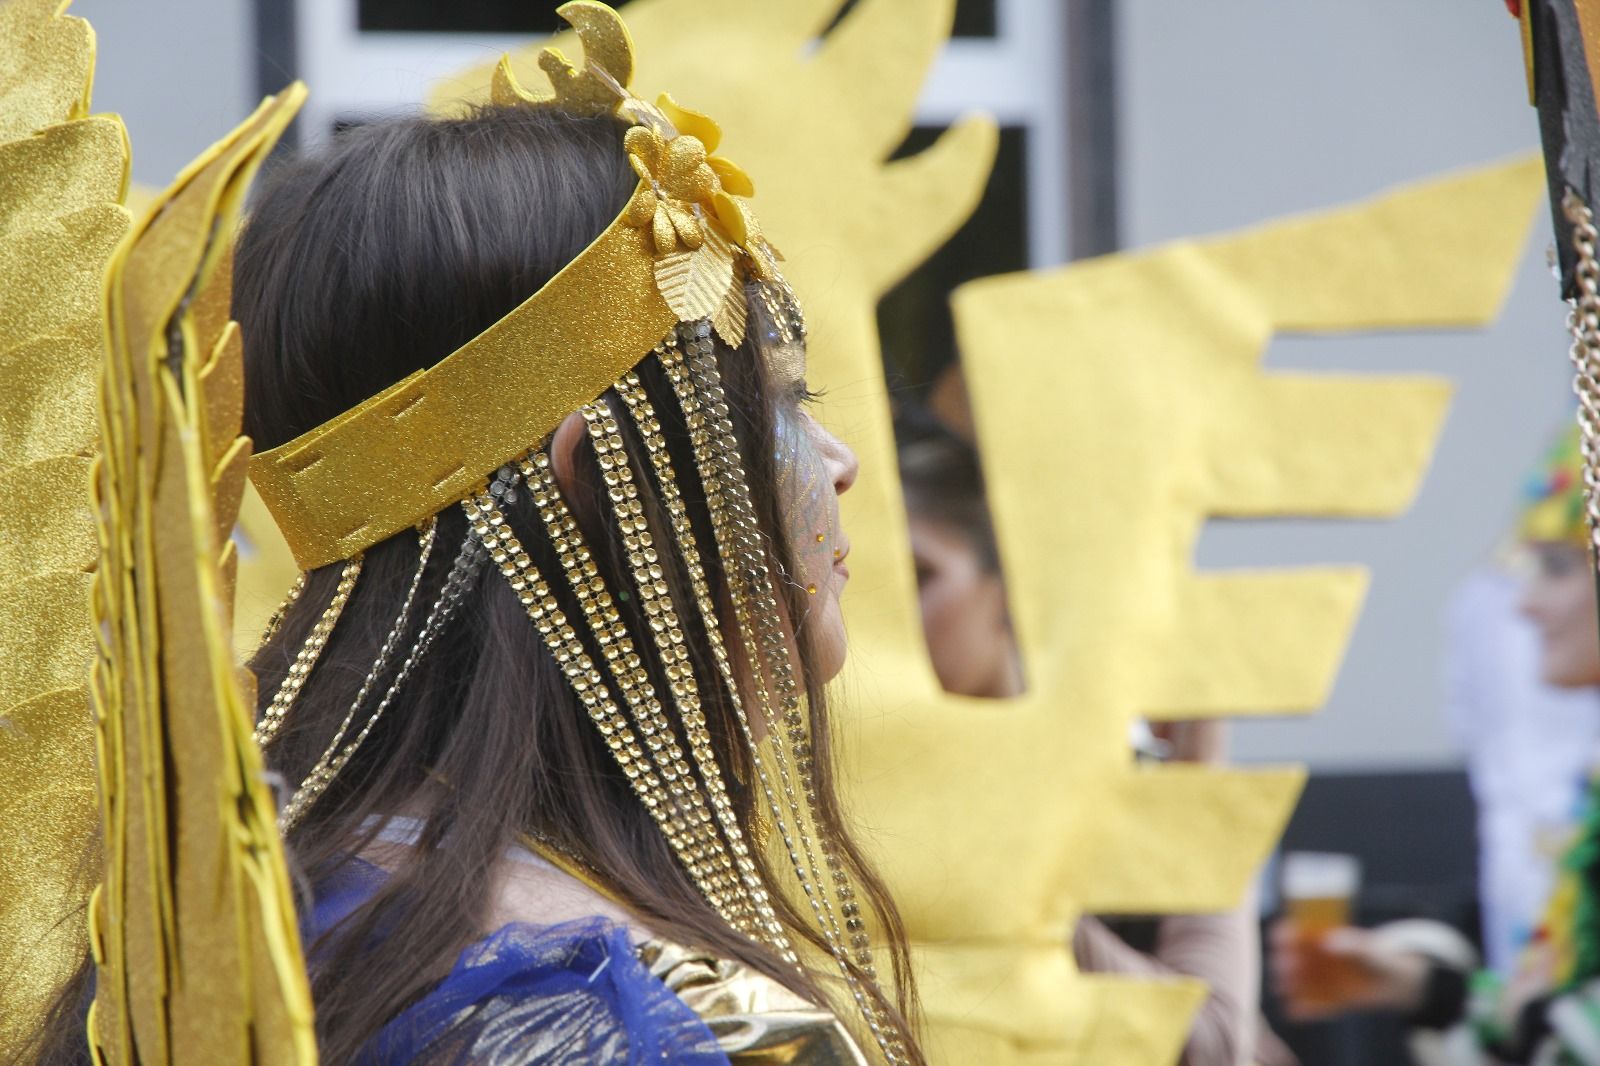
<box><xmin>34</xmin><ymin>5</ymin><xmax>923</xmax><ymax>1063</ymax></box>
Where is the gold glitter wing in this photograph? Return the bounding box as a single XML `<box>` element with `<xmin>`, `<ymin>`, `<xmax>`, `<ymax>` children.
<box><xmin>430</xmin><ymin>5</ymin><xmax>1541</xmax><ymax>1063</ymax></box>
<box><xmin>85</xmin><ymin>82</ymin><xmax>315</xmax><ymax>1063</ymax></box>
<box><xmin>0</xmin><ymin>0</ymin><xmax>129</xmax><ymax>1053</ymax></box>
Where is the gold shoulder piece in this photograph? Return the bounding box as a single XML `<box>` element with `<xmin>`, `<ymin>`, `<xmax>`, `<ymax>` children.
<box><xmin>88</xmin><ymin>82</ymin><xmax>315</xmax><ymax>1064</ymax></box>
<box><xmin>638</xmin><ymin>939</ymin><xmax>870</xmax><ymax>1066</ymax></box>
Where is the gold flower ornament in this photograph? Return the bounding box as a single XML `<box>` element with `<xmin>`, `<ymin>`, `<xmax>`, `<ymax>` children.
<box><xmin>624</xmin><ymin>95</ymin><xmax>756</xmax><ymax>255</ymax></box>
<box><xmin>486</xmin><ymin>5</ymin><xmax>782</xmax><ymax>346</ymax></box>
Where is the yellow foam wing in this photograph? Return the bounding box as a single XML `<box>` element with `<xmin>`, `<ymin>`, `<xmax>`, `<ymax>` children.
<box><xmin>86</xmin><ymin>82</ymin><xmax>315</xmax><ymax>1063</ymax></box>
<box><xmin>0</xmin><ymin>0</ymin><xmax>129</xmax><ymax>1053</ymax></box>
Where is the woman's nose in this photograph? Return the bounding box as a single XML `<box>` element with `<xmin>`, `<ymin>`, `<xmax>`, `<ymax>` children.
<box><xmin>832</xmin><ymin>438</ymin><xmax>860</xmax><ymax>496</ymax></box>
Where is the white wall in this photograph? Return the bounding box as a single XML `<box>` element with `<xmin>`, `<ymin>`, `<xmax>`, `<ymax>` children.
<box><xmin>1119</xmin><ymin>0</ymin><xmax>1574</xmax><ymax>769</ymax></box>
<box><xmin>70</xmin><ymin>0</ymin><xmax>255</xmax><ymax>188</ymax></box>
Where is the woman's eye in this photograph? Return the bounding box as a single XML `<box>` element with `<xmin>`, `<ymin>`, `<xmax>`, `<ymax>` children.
<box><xmin>799</xmin><ymin>383</ymin><xmax>827</xmax><ymax>408</ymax></box>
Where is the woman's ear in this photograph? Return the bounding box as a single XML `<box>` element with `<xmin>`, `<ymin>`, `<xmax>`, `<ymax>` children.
<box><xmin>546</xmin><ymin>410</ymin><xmax>588</xmax><ymax>497</ymax></box>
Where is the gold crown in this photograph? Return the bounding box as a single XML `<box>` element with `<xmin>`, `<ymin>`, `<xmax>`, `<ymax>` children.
<box><xmin>248</xmin><ymin>1</ymin><xmax>779</xmax><ymax>569</ymax></box>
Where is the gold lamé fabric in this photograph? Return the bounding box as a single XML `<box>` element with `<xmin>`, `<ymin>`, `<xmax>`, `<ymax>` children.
<box><xmin>640</xmin><ymin>940</ymin><xmax>871</xmax><ymax>1066</ymax></box>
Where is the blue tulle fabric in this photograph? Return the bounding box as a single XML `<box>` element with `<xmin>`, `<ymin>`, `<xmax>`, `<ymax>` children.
<box><xmin>308</xmin><ymin>859</ymin><xmax>731</xmax><ymax>1065</ymax></box>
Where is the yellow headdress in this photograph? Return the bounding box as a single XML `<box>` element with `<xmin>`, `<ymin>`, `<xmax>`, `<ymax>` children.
<box><xmin>248</xmin><ymin>1</ymin><xmax>779</xmax><ymax>570</ymax></box>
<box><xmin>241</xmin><ymin>3</ymin><xmax>909</xmax><ymax>1061</ymax></box>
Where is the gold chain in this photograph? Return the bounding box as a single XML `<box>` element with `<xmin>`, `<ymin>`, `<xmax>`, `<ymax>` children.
<box><xmin>1562</xmin><ymin>189</ymin><xmax>1600</xmax><ymax>556</ymax></box>
<box><xmin>582</xmin><ymin>394</ymin><xmax>793</xmax><ymax>955</ymax></box>
<box><xmin>465</xmin><ymin>489</ymin><xmax>741</xmax><ymax>926</ymax></box>
<box><xmin>517</xmin><ymin>451</ymin><xmax>750</xmax><ymax>927</ymax></box>
<box><xmin>258</xmin><ymin>570</ymin><xmax>308</xmax><ymax>647</ymax></box>
<box><xmin>254</xmin><ymin>558</ymin><xmax>362</xmax><ymax>749</ymax></box>
<box><xmin>662</xmin><ymin>332</ymin><xmax>902</xmax><ymax>1062</ymax></box>
<box><xmin>279</xmin><ymin>520</ymin><xmax>437</xmax><ymax>829</ymax></box>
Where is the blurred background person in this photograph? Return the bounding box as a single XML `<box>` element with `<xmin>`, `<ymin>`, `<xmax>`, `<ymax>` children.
<box><xmin>897</xmin><ymin>406</ymin><xmax>1297</xmax><ymax>1066</ymax></box>
<box><xmin>1270</xmin><ymin>426</ymin><xmax>1600</xmax><ymax>1065</ymax></box>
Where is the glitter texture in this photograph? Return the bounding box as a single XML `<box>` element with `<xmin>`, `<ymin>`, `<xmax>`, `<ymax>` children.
<box><xmin>0</xmin><ymin>4</ymin><xmax>129</xmax><ymax>1055</ymax></box>
<box><xmin>88</xmin><ymin>81</ymin><xmax>315</xmax><ymax>1062</ymax></box>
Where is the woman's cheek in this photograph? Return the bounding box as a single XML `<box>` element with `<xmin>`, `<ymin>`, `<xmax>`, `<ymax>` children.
<box><xmin>773</xmin><ymin>408</ymin><xmax>837</xmax><ymax>593</ymax></box>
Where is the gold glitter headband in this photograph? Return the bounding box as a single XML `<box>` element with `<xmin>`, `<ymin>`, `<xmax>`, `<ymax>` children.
<box><xmin>247</xmin><ymin>0</ymin><xmax>776</xmax><ymax>570</ymax></box>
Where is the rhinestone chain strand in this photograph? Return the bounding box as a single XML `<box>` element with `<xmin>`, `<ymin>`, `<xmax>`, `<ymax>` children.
<box><xmin>258</xmin><ymin>570</ymin><xmax>308</xmax><ymax>647</ymax></box>
<box><xmin>254</xmin><ymin>558</ymin><xmax>362</xmax><ymax>749</ymax></box>
<box><xmin>518</xmin><ymin>452</ymin><xmax>750</xmax><ymax>928</ymax></box>
<box><xmin>613</xmin><ymin>370</ymin><xmax>800</xmax><ymax>960</ymax></box>
<box><xmin>280</xmin><ymin>523</ymin><xmax>485</xmax><ymax>830</ymax></box>
<box><xmin>662</xmin><ymin>332</ymin><xmax>901</xmax><ymax>1062</ymax></box>
<box><xmin>278</xmin><ymin>519</ymin><xmax>436</xmax><ymax>828</ymax></box>
<box><xmin>582</xmin><ymin>396</ymin><xmax>792</xmax><ymax>954</ymax></box>
<box><xmin>463</xmin><ymin>491</ymin><xmax>738</xmax><ymax>925</ymax></box>
<box><xmin>683</xmin><ymin>341</ymin><xmax>870</xmax><ymax>960</ymax></box>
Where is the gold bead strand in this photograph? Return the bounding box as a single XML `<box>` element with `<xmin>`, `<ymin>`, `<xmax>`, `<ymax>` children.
<box><xmin>259</xmin><ymin>570</ymin><xmax>308</xmax><ymax>647</ymax></box>
<box><xmin>254</xmin><ymin>557</ymin><xmax>362</xmax><ymax>749</ymax></box>
<box><xmin>578</xmin><ymin>401</ymin><xmax>758</xmax><ymax>935</ymax></box>
<box><xmin>280</xmin><ymin>521</ymin><xmax>485</xmax><ymax>831</ymax></box>
<box><xmin>667</xmin><ymin>333</ymin><xmax>901</xmax><ymax>1062</ymax></box>
<box><xmin>683</xmin><ymin>315</ymin><xmax>907</xmax><ymax>1061</ymax></box>
<box><xmin>611</xmin><ymin>369</ymin><xmax>798</xmax><ymax>961</ymax></box>
<box><xmin>582</xmin><ymin>396</ymin><xmax>786</xmax><ymax>950</ymax></box>
<box><xmin>685</xmin><ymin>340</ymin><xmax>883</xmax><ymax>980</ymax></box>
<box><xmin>277</xmin><ymin>520</ymin><xmax>437</xmax><ymax>830</ymax></box>
<box><xmin>520</xmin><ymin>458</ymin><xmax>743</xmax><ymax>927</ymax></box>
<box><xmin>518</xmin><ymin>452</ymin><xmax>749</xmax><ymax>930</ymax></box>
<box><xmin>463</xmin><ymin>492</ymin><xmax>735</xmax><ymax>925</ymax></box>
<box><xmin>660</xmin><ymin>335</ymin><xmax>836</xmax><ymax>922</ymax></box>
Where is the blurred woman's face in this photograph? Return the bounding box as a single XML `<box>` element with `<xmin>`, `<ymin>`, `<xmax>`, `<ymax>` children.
<box><xmin>1520</xmin><ymin>541</ymin><xmax>1600</xmax><ymax>687</ymax></box>
<box><xmin>908</xmin><ymin>517</ymin><xmax>1020</xmax><ymax>699</ymax></box>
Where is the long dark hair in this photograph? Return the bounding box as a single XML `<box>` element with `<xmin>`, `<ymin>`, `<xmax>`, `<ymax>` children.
<box><xmin>238</xmin><ymin>104</ymin><xmax>920</xmax><ymax>1061</ymax></box>
<box><xmin>25</xmin><ymin>103</ymin><xmax>920</xmax><ymax>1065</ymax></box>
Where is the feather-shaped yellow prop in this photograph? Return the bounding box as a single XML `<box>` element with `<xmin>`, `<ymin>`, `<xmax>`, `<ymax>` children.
<box><xmin>86</xmin><ymin>81</ymin><xmax>314</xmax><ymax>1063</ymax></box>
<box><xmin>432</xmin><ymin>4</ymin><xmax>1542</xmax><ymax>1061</ymax></box>
<box><xmin>0</xmin><ymin>0</ymin><xmax>128</xmax><ymax>1053</ymax></box>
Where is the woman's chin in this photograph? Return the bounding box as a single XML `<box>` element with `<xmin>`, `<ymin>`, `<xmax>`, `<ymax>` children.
<box><xmin>809</xmin><ymin>598</ymin><xmax>849</xmax><ymax>684</ymax></box>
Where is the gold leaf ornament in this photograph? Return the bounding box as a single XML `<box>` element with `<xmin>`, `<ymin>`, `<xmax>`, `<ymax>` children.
<box><xmin>712</xmin><ymin>266</ymin><xmax>749</xmax><ymax>348</ymax></box>
<box><xmin>490</xmin><ymin>2</ymin><xmax>768</xmax><ymax>336</ymax></box>
<box><xmin>655</xmin><ymin>222</ymin><xmax>736</xmax><ymax>322</ymax></box>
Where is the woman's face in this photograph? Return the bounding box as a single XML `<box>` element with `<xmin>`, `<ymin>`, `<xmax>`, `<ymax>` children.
<box><xmin>1520</xmin><ymin>540</ymin><xmax>1600</xmax><ymax>687</ymax></box>
<box><xmin>769</xmin><ymin>346</ymin><xmax>858</xmax><ymax>683</ymax></box>
<box><xmin>907</xmin><ymin>516</ymin><xmax>1020</xmax><ymax>699</ymax></box>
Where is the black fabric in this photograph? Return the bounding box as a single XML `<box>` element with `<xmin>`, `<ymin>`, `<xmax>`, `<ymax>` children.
<box><xmin>1403</xmin><ymin>960</ymin><xmax>1469</xmax><ymax>1031</ymax></box>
